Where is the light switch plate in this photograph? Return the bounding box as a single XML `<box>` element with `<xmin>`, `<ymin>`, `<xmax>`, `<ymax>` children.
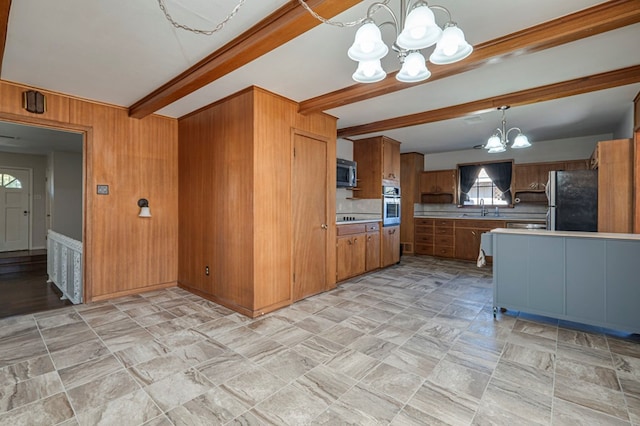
<box><xmin>97</xmin><ymin>185</ymin><xmax>109</xmax><ymax>195</ymax></box>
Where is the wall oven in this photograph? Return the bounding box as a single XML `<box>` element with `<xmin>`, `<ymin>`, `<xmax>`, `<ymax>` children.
<box><xmin>382</xmin><ymin>185</ymin><xmax>400</xmax><ymax>226</ymax></box>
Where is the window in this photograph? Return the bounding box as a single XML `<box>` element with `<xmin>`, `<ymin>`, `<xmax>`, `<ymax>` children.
<box><xmin>463</xmin><ymin>168</ymin><xmax>508</xmax><ymax>206</ymax></box>
<box><xmin>1</xmin><ymin>173</ymin><xmax>22</xmax><ymax>189</ymax></box>
<box><xmin>458</xmin><ymin>161</ymin><xmax>512</xmax><ymax>206</ymax></box>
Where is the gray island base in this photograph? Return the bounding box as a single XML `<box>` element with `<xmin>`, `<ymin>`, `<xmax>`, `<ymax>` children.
<box><xmin>481</xmin><ymin>228</ymin><xmax>640</xmax><ymax>334</ymax></box>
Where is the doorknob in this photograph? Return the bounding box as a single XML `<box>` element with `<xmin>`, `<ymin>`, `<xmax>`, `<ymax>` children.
<box><xmin>321</xmin><ymin>224</ymin><xmax>328</xmax><ymax>230</ymax></box>
<box><xmin>23</xmin><ymin>211</ymin><xmax>29</xmax><ymax>216</ymax></box>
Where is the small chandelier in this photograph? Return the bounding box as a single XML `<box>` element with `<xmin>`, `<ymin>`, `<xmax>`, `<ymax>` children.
<box><xmin>484</xmin><ymin>106</ymin><xmax>531</xmax><ymax>153</ymax></box>
<box><xmin>346</xmin><ymin>1</ymin><xmax>472</xmax><ymax>84</ymax></box>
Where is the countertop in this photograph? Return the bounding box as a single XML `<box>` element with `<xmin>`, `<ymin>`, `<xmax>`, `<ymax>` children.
<box><xmin>414</xmin><ymin>214</ymin><xmax>546</xmax><ymax>222</ymax></box>
<box><xmin>488</xmin><ymin>228</ymin><xmax>640</xmax><ymax>241</ymax></box>
<box><xmin>336</xmin><ymin>219</ymin><xmax>381</xmax><ymax>225</ymax></box>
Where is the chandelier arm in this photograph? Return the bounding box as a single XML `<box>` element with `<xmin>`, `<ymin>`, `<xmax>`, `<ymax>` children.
<box><xmin>157</xmin><ymin>0</ymin><xmax>246</xmax><ymax>35</ymax></box>
<box><xmin>298</xmin><ymin>0</ymin><xmax>391</xmax><ymax>28</ymax></box>
<box><xmin>427</xmin><ymin>4</ymin><xmax>453</xmax><ymax>24</ymax></box>
<box><xmin>505</xmin><ymin>127</ymin><xmax>523</xmax><ymax>142</ymax></box>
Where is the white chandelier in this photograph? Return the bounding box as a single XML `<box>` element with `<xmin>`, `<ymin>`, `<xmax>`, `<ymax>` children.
<box><xmin>346</xmin><ymin>1</ymin><xmax>473</xmax><ymax>83</ymax></box>
<box><xmin>484</xmin><ymin>106</ymin><xmax>531</xmax><ymax>153</ymax></box>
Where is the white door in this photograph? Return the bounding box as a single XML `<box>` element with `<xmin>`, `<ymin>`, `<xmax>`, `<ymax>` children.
<box><xmin>0</xmin><ymin>168</ymin><xmax>31</xmax><ymax>252</ymax></box>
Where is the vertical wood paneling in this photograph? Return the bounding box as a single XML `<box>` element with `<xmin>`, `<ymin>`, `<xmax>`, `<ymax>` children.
<box><xmin>0</xmin><ymin>81</ymin><xmax>70</xmax><ymax>122</ymax></box>
<box><xmin>178</xmin><ymin>86</ymin><xmax>336</xmax><ymax>316</ymax></box>
<box><xmin>0</xmin><ymin>80</ymin><xmax>179</xmax><ymax>302</ymax></box>
<box><xmin>69</xmin><ymin>100</ymin><xmax>178</xmax><ymax>299</ymax></box>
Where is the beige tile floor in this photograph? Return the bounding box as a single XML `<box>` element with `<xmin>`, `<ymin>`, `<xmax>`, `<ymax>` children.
<box><xmin>1</xmin><ymin>255</ymin><xmax>639</xmax><ymax>425</ymax></box>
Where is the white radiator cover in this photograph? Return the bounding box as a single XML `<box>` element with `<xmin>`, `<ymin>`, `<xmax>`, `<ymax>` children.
<box><xmin>47</xmin><ymin>230</ymin><xmax>83</xmax><ymax>304</ymax></box>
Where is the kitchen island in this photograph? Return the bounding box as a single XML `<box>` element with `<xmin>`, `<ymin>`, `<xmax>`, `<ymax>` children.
<box><xmin>481</xmin><ymin>228</ymin><xmax>640</xmax><ymax>333</ymax></box>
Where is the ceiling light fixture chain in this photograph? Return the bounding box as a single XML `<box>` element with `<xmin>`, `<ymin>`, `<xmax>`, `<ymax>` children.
<box><xmin>157</xmin><ymin>0</ymin><xmax>247</xmax><ymax>35</ymax></box>
<box><xmin>297</xmin><ymin>0</ymin><xmax>391</xmax><ymax>28</ymax></box>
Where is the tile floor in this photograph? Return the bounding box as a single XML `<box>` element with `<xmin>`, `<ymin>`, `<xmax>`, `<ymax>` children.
<box><xmin>1</xmin><ymin>256</ymin><xmax>639</xmax><ymax>425</ymax></box>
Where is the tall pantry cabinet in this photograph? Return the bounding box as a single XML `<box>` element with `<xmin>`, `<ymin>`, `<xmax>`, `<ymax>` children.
<box><xmin>178</xmin><ymin>86</ymin><xmax>337</xmax><ymax>317</ymax></box>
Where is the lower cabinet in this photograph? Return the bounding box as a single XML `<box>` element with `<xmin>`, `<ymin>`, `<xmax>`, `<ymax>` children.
<box><xmin>454</xmin><ymin>220</ymin><xmax>505</xmax><ymax>261</ymax></box>
<box><xmin>433</xmin><ymin>219</ymin><xmax>454</xmax><ymax>258</ymax></box>
<box><xmin>382</xmin><ymin>225</ymin><xmax>400</xmax><ymax>267</ymax></box>
<box><xmin>365</xmin><ymin>222</ymin><xmax>381</xmax><ymax>272</ymax></box>
<box><xmin>415</xmin><ymin>218</ymin><xmax>434</xmax><ymax>255</ymax></box>
<box><xmin>337</xmin><ymin>222</ymin><xmax>381</xmax><ymax>281</ymax></box>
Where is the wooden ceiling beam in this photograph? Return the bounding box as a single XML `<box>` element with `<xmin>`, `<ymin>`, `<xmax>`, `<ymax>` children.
<box><xmin>128</xmin><ymin>0</ymin><xmax>361</xmax><ymax>119</ymax></box>
<box><xmin>300</xmin><ymin>0</ymin><xmax>640</xmax><ymax>115</ymax></box>
<box><xmin>0</xmin><ymin>0</ymin><xmax>11</xmax><ymax>76</ymax></box>
<box><xmin>337</xmin><ymin>65</ymin><xmax>640</xmax><ymax>138</ymax></box>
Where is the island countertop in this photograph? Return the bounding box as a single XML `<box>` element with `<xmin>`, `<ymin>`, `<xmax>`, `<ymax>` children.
<box><xmin>489</xmin><ymin>227</ymin><xmax>640</xmax><ymax>241</ymax></box>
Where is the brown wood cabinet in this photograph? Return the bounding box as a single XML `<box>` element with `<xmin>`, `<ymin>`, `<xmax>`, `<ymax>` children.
<box><xmin>400</xmin><ymin>153</ymin><xmax>424</xmax><ymax>254</ymax></box>
<box><xmin>414</xmin><ymin>218</ymin><xmax>434</xmax><ymax>255</ymax></box>
<box><xmin>365</xmin><ymin>222</ymin><xmax>381</xmax><ymax>271</ymax></box>
<box><xmin>513</xmin><ymin>160</ymin><xmax>589</xmax><ymax>193</ymax></box>
<box><xmin>337</xmin><ymin>222</ymin><xmax>381</xmax><ymax>281</ymax></box>
<box><xmin>433</xmin><ymin>219</ymin><xmax>454</xmax><ymax>258</ymax></box>
<box><xmin>594</xmin><ymin>139</ymin><xmax>633</xmax><ymax>233</ymax></box>
<box><xmin>336</xmin><ymin>224</ymin><xmax>367</xmax><ymax>281</ymax></box>
<box><xmin>454</xmin><ymin>220</ymin><xmax>505</xmax><ymax>261</ymax></box>
<box><xmin>353</xmin><ymin>136</ymin><xmax>401</xmax><ymax>199</ymax></box>
<box><xmin>381</xmin><ymin>225</ymin><xmax>401</xmax><ymax>267</ymax></box>
<box><xmin>634</xmin><ymin>90</ymin><xmax>640</xmax><ymax>132</ymax></box>
<box><xmin>420</xmin><ymin>170</ymin><xmax>457</xmax><ymax>194</ymax></box>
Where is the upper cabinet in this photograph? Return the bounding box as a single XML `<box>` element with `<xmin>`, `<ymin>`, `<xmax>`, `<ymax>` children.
<box><xmin>353</xmin><ymin>136</ymin><xmax>401</xmax><ymax>199</ymax></box>
<box><xmin>420</xmin><ymin>170</ymin><xmax>457</xmax><ymax>194</ymax></box>
<box><xmin>420</xmin><ymin>169</ymin><xmax>457</xmax><ymax>204</ymax></box>
<box><xmin>512</xmin><ymin>160</ymin><xmax>589</xmax><ymax>193</ymax></box>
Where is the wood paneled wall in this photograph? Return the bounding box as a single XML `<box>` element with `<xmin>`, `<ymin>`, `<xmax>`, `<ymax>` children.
<box><xmin>178</xmin><ymin>86</ymin><xmax>336</xmax><ymax>317</ymax></box>
<box><xmin>0</xmin><ymin>80</ymin><xmax>179</xmax><ymax>302</ymax></box>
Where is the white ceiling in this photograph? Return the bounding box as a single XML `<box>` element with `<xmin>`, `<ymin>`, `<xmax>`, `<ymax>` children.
<box><xmin>1</xmin><ymin>0</ymin><xmax>639</xmax><ymax>155</ymax></box>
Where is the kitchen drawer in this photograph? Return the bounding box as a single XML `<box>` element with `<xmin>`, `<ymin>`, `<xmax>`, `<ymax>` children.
<box><xmin>337</xmin><ymin>223</ymin><xmax>366</xmax><ymax>236</ymax></box>
<box><xmin>455</xmin><ymin>219</ymin><xmax>505</xmax><ymax>229</ymax></box>
<box><xmin>434</xmin><ymin>235</ymin><xmax>454</xmax><ymax>246</ymax></box>
<box><xmin>435</xmin><ymin>226</ymin><xmax>453</xmax><ymax>235</ymax></box>
<box><xmin>415</xmin><ymin>243</ymin><xmax>434</xmax><ymax>255</ymax></box>
<box><xmin>434</xmin><ymin>219</ymin><xmax>454</xmax><ymax>227</ymax></box>
<box><xmin>415</xmin><ymin>234</ymin><xmax>434</xmax><ymax>244</ymax></box>
<box><xmin>415</xmin><ymin>226</ymin><xmax>434</xmax><ymax>235</ymax></box>
<box><xmin>415</xmin><ymin>218</ymin><xmax>434</xmax><ymax>226</ymax></box>
<box><xmin>433</xmin><ymin>246</ymin><xmax>454</xmax><ymax>258</ymax></box>
<box><xmin>366</xmin><ymin>222</ymin><xmax>380</xmax><ymax>232</ymax></box>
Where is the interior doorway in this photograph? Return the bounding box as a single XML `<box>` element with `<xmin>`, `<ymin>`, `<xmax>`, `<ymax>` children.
<box><xmin>0</xmin><ymin>120</ymin><xmax>83</xmax><ymax>318</ymax></box>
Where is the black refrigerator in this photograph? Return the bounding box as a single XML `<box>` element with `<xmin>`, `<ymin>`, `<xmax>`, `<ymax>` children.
<box><xmin>546</xmin><ymin>170</ymin><xmax>598</xmax><ymax>231</ymax></box>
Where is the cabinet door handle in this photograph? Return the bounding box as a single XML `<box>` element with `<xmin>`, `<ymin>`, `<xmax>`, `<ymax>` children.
<box><xmin>367</xmin><ymin>236</ymin><xmax>372</xmax><ymax>241</ymax></box>
<box><xmin>353</xmin><ymin>237</ymin><xmax>358</xmax><ymax>244</ymax></box>
<box><xmin>348</xmin><ymin>239</ymin><xmax>353</xmax><ymax>245</ymax></box>
<box><xmin>471</xmin><ymin>231</ymin><xmax>476</xmax><ymax>236</ymax></box>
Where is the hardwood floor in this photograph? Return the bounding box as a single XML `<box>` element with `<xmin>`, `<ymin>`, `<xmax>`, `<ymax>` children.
<box><xmin>0</xmin><ymin>250</ymin><xmax>72</xmax><ymax>318</ymax></box>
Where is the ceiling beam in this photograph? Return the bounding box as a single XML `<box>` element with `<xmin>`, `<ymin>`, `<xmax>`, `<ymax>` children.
<box><xmin>0</xmin><ymin>0</ymin><xmax>11</xmax><ymax>76</ymax></box>
<box><xmin>337</xmin><ymin>65</ymin><xmax>640</xmax><ymax>138</ymax></box>
<box><xmin>128</xmin><ymin>0</ymin><xmax>361</xmax><ymax>119</ymax></box>
<box><xmin>300</xmin><ymin>0</ymin><xmax>640</xmax><ymax>115</ymax></box>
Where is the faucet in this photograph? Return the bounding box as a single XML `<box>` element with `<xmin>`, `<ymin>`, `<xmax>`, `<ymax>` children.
<box><xmin>494</xmin><ymin>206</ymin><xmax>500</xmax><ymax>217</ymax></box>
<box><xmin>479</xmin><ymin>199</ymin><xmax>487</xmax><ymax>217</ymax></box>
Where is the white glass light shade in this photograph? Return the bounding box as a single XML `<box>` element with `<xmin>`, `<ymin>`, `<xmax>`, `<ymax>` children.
<box><xmin>511</xmin><ymin>133</ymin><xmax>531</xmax><ymax>149</ymax></box>
<box><xmin>348</xmin><ymin>22</ymin><xmax>388</xmax><ymax>61</ymax></box>
<box><xmin>487</xmin><ymin>145</ymin><xmax>506</xmax><ymax>154</ymax></box>
<box><xmin>429</xmin><ymin>25</ymin><xmax>473</xmax><ymax>65</ymax></box>
<box><xmin>138</xmin><ymin>207</ymin><xmax>151</xmax><ymax>217</ymax></box>
<box><xmin>484</xmin><ymin>134</ymin><xmax>503</xmax><ymax>150</ymax></box>
<box><xmin>352</xmin><ymin>60</ymin><xmax>386</xmax><ymax>83</ymax></box>
<box><xmin>396</xmin><ymin>52</ymin><xmax>431</xmax><ymax>82</ymax></box>
<box><xmin>396</xmin><ymin>5</ymin><xmax>441</xmax><ymax>50</ymax></box>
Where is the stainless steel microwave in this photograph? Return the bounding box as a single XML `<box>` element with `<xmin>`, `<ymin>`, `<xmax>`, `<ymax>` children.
<box><xmin>337</xmin><ymin>158</ymin><xmax>357</xmax><ymax>188</ymax></box>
